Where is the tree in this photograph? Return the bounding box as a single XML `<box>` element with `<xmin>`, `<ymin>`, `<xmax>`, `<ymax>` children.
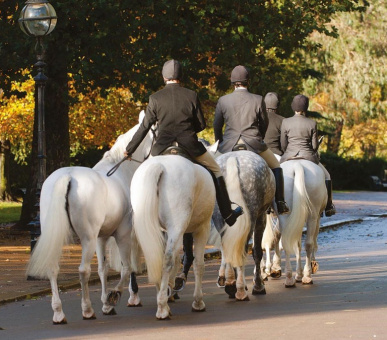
<box><xmin>0</xmin><ymin>0</ymin><xmax>364</xmax><ymax>226</ymax></box>
<box><xmin>304</xmin><ymin>0</ymin><xmax>386</xmax><ymax>155</ymax></box>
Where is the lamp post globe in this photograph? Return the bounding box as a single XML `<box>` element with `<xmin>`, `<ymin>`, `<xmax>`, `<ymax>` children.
<box><xmin>18</xmin><ymin>0</ymin><xmax>57</xmax><ymax>253</ymax></box>
<box><xmin>18</xmin><ymin>0</ymin><xmax>57</xmax><ymax>37</ymax></box>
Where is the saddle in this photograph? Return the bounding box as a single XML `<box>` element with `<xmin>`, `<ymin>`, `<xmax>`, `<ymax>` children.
<box><xmin>162</xmin><ymin>143</ymin><xmax>192</xmax><ymax>161</ymax></box>
<box><xmin>232</xmin><ymin>144</ymin><xmax>247</xmax><ymax>151</ymax></box>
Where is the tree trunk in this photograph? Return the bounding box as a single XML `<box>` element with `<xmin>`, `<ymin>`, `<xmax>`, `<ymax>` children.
<box><xmin>0</xmin><ymin>139</ymin><xmax>12</xmax><ymax>201</ymax></box>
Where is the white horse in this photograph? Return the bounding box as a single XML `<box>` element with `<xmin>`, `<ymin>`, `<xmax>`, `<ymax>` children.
<box><xmin>131</xmin><ymin>154</ymin><xmax>215</xmax><ymax>320</ymax></box>
<box><xmin>279</xmin><ymin>160</ymin><xmax>327</xmax><ymax>287</ymax></box>
<box><xmin>26</xmin><ymin>112</ymin><xmax>153</xmax><ymax>324</ymax></box>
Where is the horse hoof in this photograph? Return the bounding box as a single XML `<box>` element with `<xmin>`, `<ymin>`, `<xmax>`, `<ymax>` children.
<box><xmin>192</xmin><ymin>307</ymin><xmax>206</xmax><ymax>312</ymax></box>
<box><xmin>225</xmin><ymin>282</ymin><xmax>237</xmax><ymax>298</ymax></box>
<box><xmin>270</xmin><ymin>270</ymin><xmax>282</xmax><ymax>278</ymax></box>
<box><xmin>107</xmin><ymin>291</ymin><xmax>121</xmax><ymax>305</ymax></box>
<box><xmin>285</xmin><ymin>284</ymin><xmax>296</xmax><ymax>288</ymax></box>
<box><xmin>127</xmin><ymin>302</ymin><xmax>143</xmax><ymax>307</ymax></box>
<box><xmin>157</xmin><ymin>311</ymin><xmax>172</xmax><ymax>320</ymax></box>
<box><xmin>173</xmin><ymin>276</ymin><xmax>186</xmax><ymax>292</ymax></box>
<box><xmin>83</xmin><ymin>313</ymin><xmax>97</xmax><ymax>320</ymax></box>
<box><xmin>103</xmin><ymin>308</ymin><xmax>117</xmax><ymax>316</ymax></box>
<box><xmin>311</xmin><ymin>261</ymin><xmax>319</xmax><ymax>274</ymax></box>
<box><xmin>217</xmin><ymin>276</ymin><xmax>226</xmax><ymax>288</ymax></box>
<box><xmin>168</xmin><ymin>295</ymin><xmax>175</xmax><ymax>303</ymax></box>
<box><xmin>173</xmin><ymin>293</ymin><xmax>180</xmax><ymax>300</ymax></box>
<box><xmin>252</xmin><ymin>287</ymin><xmax>266</xmax><ymax>295</ymax></box>
<box><xmin>302</xmin><ymin>277</ymin><xmax>313</xmax><ymax>285</ymax></box>
<box><xmin>157</xmin><ymin>315</ymin><xmax>172</xmax><ymax>321</ymax></box>
<box><xmin>53</xmin><ymin>318</ymin><xmax>67</xmax><ymax>325</ymax></box>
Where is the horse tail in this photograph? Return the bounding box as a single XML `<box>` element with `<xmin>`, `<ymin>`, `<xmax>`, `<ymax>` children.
<box><xmin>207</xmin><ymin>221</ymin><xmax>222</xmax><ymax>249</ymax></box>
<box><xmin>221</xmin><ymin>157</ymin><xmax>250</xmax><ymax>267</ymax></box>
<box><xmin>281</xmin><ymin>162</ymin><xmax>312</xmax><ymax>255</ymax></box>
<box><xmin>130</xmin><ymin>226</ymin><xmax>143</xmax><ymax>274</ymax></box>
<box><xmin>132</xmin><ymin>163</ymin><xmax>165</xmax><ymax>284</ymax></box>
<box><xmin>26</xmin><ymin>174</ymin><xmax>73</xmax><ymax>279</ymax></box>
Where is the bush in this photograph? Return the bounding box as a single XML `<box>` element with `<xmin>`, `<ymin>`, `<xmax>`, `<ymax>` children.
<box><xmin>320</xmin><ymin>152</ymin><xmax>387</xmax><ymax>190</ymax></box>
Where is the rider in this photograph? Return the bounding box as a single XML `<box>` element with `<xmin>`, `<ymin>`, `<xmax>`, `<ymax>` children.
<box><xmin>213</xmin><ymin>65</ymin><xmax>290</xmax><ymax>215</ymax></box>
<box><xmin>280</xmin><ymin>94</ymin><xmax>336</xmax><ymax>217</ymax></box>
<box><xmin>264</xmin><ymin>92</ymin><xmax>284</xmax><ymax>157</ymax></box>
<box><xmin>124</xmin><ymin>59</ymin><xmax>243</xmax><ymax>226</ymax></box>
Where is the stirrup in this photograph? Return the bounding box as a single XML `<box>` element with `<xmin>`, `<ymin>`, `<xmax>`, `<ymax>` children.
<box><xmin>325</xmin><ymin>204</ymin><xmax>336</xmax><ymax>217</ymax></box>
<box><xmin>225</xmin><ymin>206</ymin><xmax>243</xmax><ymax>227</ymax></box>
<box><xmin>277</xmin><ymin>201</ymin><xmax>290</xmax><ymax>215</ymax></box>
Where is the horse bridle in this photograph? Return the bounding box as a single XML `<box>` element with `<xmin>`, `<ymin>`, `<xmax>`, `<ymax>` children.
<box><xmin>106</xmin><ymin>127</ymin><xmax>157</xmax><ymax>177</ymax></box>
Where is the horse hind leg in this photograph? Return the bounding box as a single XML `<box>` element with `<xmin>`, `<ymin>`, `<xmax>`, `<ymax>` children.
<box><xmin>79</xmin><ymin>239</ymin><xmax>97</xmax><ymax>320</ymax></box>
<box><xmin>295</xmin><ymin>239</ymin><xmax>303</xmax><ymax>282</ymax></box>
<box><xmin>48</xmin><ymin>267</ymin><xmax>67</xmax><ymax>324</ymax></box>
<box><xmin>128</xmin><ymin>272</ymin><xmax>142</xmax><ymax>307</ymax></box>
<box><xmin>191</xmin><ymin>228</ymin><xmax>208</xmax><ymax>312</ymax></box>
<box><xmin>217</xmin><ymin>252</ymin><xmax>226</xmax><ymax>288</ymax></box>
<box><xmin>96</xmin><ymin>238</ymin><xmax>117</xmax><ymax>315</ymax></box>
<box><xmin>224</xmin><ymin>263</ymin><xmax>237</xmax><ymax>298</ymax></box>
<box><xmin>235</xmin><ymin>265</ymin><xmax>249</xmax><ymax>301</ymax></box>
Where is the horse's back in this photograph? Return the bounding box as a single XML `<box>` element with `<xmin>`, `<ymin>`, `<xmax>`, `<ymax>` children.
<box><xmin>217</xmin><ymin>151</ymin><xmax>275</xmax><ymax>213</ymax></box>
<box><xmin>282</xmin><ymin>160</ymin><xmax>326</xmax><ymax>212</ymax></box>
<box><xmin>132</xmin><ymin>155</ymin><xmax>215</xmax><ymax>230</ymax></box>
<box><xmin>42</xmin><ymin>166</ymin><xmax>125</xmax><ymax>235</ymax></box>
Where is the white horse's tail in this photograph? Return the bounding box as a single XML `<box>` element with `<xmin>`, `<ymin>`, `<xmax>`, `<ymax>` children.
<box><xmin>207</xmin><ymin>221</ymin><xmax>222</xmax><ymax>249</ymax></box>
<box><xmin>281</xmin><ymin>162</ymin><xmax>312</xmax><ymax>255</ymax></box>
<box><xmin>221</xmin><ymin>157</ymin><xmax>250</xmax><ymax>267</ymax></box>
<box><xmin>26</xmin><ymin>175</ymin><xmax>73</xmax><ymax>279</ymax></box>
<box><xmin>132</xmin><ymin>163</ymin><xmax>165</xmax><ymax>284</ymax></box>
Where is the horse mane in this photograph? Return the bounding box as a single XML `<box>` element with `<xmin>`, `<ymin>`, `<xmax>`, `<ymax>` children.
<box><xmin>101</xmin><ymin>125</ymin><xmax>139</xmax><ymax>164</ymax></box>
<box><xmin>100</xmin><ymin>110</ymin><xmax>146</xmax><ymax>164</ymax></box>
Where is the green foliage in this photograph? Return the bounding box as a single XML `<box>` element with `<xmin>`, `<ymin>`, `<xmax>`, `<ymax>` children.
<box><xmin>303</xmin><ymin>0</ymin><xmax>386</xmax><ymax>154</ymax></box>
<box><xmin>0</xmin><ymin>201</ymin><xmax>22</xmax><ymax>223</ymax></box>
<box><xmin>320</xmin><ymin>152</ymin><xmax>387</xmax><ymax>190</ymax></box>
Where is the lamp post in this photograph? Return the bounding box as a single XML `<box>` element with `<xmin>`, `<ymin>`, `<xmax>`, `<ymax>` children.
<box><xmin>18</xmin><ymin>0</ymin><xmax>57</xmax><ymax>252</ymax></box>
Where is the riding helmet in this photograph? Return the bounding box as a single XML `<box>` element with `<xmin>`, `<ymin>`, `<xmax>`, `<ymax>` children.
<box><xmin>162</xmin><ymin>59</ymin><xmax>183</xmax><ymax>80</ymax></box>
<box><xmin>264</xmin><ymin>92</ymin><xmax>280</xmax><ymax>110</ymax></box>
<box><xmin>291</xmin><ymin>94</ymin><xmax>309</xmax><ymax>112</ymax></box>
<box><xmin>230</xmin><ymin>65</ymin><xmax>249</xmax><ymax>83</ymax></box>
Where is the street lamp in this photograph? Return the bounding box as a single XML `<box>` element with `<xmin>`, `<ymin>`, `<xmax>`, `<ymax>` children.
<box><xmin>18</xmin><ymin>0</ymin><xmax>57</xmax><ymax>252</ymax></box>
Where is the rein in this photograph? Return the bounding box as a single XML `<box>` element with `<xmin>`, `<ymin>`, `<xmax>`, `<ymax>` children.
<box><xmin>106</xmin><ymin>127</ymin><xmax>157</xmax><ymax>177</ymax></box>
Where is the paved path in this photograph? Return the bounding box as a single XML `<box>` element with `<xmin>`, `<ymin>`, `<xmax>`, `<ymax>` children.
<box><xmin>0</xmin><ymin>214</ymin><xmax>386</xmax><ymax>339</ymax></box>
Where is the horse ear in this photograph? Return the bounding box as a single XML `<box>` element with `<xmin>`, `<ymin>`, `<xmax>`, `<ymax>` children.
<box><xmin>139</xmin><ymin>110</ymin><xmax>146</xmax><ymax>123</ymax></box>
<box><xmin>208</xmin><ymin>140</ymin><xmax>219</xmax><ymax>153</ymax></box>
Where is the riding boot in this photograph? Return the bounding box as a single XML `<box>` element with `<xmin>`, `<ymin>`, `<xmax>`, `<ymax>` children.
<box><xmin>214</xmin><ymin>176</ymin><xmax>243</xmax><ymax>226</ymax></box>
<box><xmin>325</xmin><ymin>180</ymin><xmax>336</xmax><ymax>217</ymax></box>
<box><xmin>182</xmin><ymin>233</ymin><xmax>194</xmax><ymax>278</ymax></box>
<box><xmin>272</xmin><ymin>167</ymin><xmax>290</xmax><ymax>215</ymax></box>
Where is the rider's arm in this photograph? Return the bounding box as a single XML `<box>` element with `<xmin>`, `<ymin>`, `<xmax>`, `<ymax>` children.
<box><xmin>213</xmin><ymin>100</ymin><xmax>224</xmax><ymax>142</ymax></box>
<box><xmin>125</xmin><ymin>97</ymin><xmax>157</xmax><ymax>156</ymax></box>
<box><xmin>192</xmin><ymin>94</ymin><xmax>206</xmax><ymax>133</ymax></box>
